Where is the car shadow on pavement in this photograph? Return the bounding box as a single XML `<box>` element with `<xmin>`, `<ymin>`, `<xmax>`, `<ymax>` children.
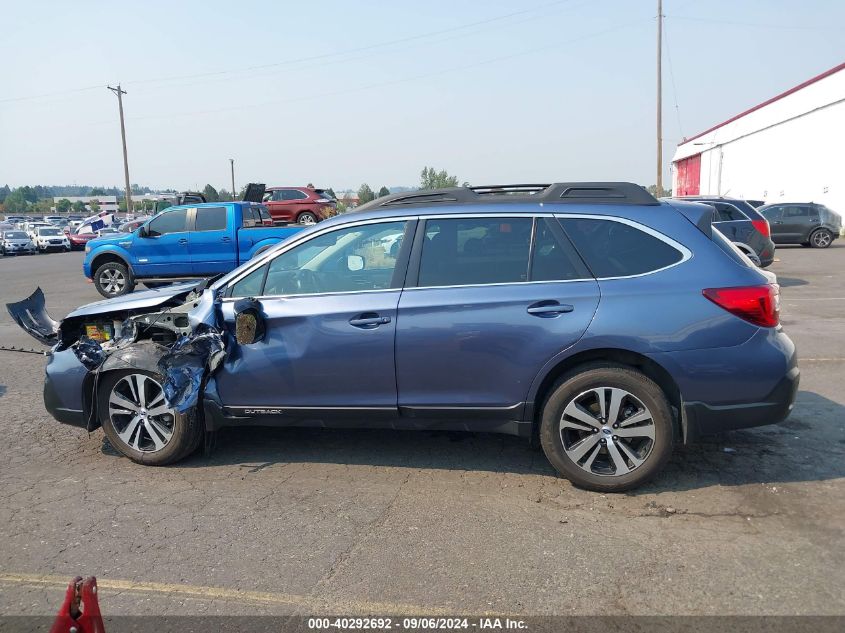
<box><xmin>776</xmin><ymin>276</ymin><xmax>809</xmax><ymax>288</ymax></box>
<box><xmin>108</xmin><ymin>389</ymin><xmax>845</xmax><ymax>490</ymax></box>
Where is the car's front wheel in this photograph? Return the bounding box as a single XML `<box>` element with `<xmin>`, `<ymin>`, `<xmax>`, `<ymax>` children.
<box><xmin>809</xmin><ymin>228</ymin><xmax>833</xmax><ymax>249</ymax></box>
<box><xmin>98</xmin><ymin>370</ymin><xmax>203</xmax><ymax>465</ymax></box>
<box><xmin>540</xmin><ymin>363</ymin><xmax>673</xmax><ymax>492</ymax></box>
<box><xmin>93</xmin><ymin>261</ymin><xmax>135</xmax><ymax>297</ymax></box>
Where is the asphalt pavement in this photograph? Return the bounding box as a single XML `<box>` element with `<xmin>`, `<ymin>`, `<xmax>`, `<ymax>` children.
<box><xmin>0</xmin><ymin>246</ymin><xmax>843</xmax><ymax>617</ymax></box>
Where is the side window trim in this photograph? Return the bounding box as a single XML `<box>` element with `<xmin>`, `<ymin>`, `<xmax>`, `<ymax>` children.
<box><xmin>554</xmin><ymin>213</ymin><xmax>691</xmax><ymax>280</ymax></box>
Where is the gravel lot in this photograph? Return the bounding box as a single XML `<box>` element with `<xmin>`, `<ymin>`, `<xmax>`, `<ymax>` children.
<box><xmin>0</xmin><ymin>245</ymin><xmax>843</xmax><ymax>617</ymax></box>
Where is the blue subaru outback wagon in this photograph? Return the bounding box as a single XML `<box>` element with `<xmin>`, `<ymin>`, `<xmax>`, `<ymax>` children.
<box><xmin>8</xmin><ymin>182</ymin><xmax>798</xmax><ymax>491</ymax></box>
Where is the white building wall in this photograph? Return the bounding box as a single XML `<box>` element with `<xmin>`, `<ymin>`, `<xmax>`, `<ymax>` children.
<box><xmin>672</xmin><ymin>65</ymin><xmax>845</xmax><ymax>215</ymax></box>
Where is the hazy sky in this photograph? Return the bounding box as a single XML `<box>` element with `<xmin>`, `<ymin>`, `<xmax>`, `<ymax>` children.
<box><xmin>1</xmin><ymin>0</ymin><xmax>842</xmax><ymax>192</ymax></box>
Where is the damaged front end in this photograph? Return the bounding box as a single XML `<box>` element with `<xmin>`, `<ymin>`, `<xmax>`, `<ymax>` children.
<box><xmin>6</xmin><ymin>282</ymin><xmax>226</xmax><ymax>431</ymax></box>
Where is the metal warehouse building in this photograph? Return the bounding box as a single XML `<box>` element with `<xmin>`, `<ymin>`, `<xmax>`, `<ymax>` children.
<box><xmin>672</xmin><ymin>62</ymin><xmax>845</xmax><ymax>214</ymax></box>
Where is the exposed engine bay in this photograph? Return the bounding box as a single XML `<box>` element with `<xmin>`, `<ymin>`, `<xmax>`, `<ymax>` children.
<box><xmin>6</xmin><ymin>282</ymin><xmax>226</xmax><ymax>416</ymax></box>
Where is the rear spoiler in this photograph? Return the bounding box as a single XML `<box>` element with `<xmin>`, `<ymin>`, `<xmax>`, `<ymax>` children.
<box><xmin>661</xmin><ymin>199</ymin><xmax>713</xmax><ymax>238</ymax></box>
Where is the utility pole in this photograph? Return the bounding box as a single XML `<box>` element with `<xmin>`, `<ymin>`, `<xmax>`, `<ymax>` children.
<box><xmin>656</xmin><ymin>0</ymin><xmax>663</xmax><ymax>194</ymax></box>
<box><xmin>108</xmin><ymin>85</ymin><xmax>132</xmax><ymax>213</ymax></box>
<box><xmin>230</xmin><ymin>158</ymin><xmax>236</xmax><ymax>200</ymax></box>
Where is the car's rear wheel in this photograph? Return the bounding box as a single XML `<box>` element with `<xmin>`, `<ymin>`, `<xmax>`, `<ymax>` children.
<box><xmin>809</xmin><ymin>228</ymin><xmax>833</xmax><ymax>249</ymax></box>
<box><xmin>94</xmin><ymin>261</ymin><xmax>135</xmax><ymax>297</ymax></box>
<box><xmin>98</xmin><ymin>370</ymin><xmax>203</xmax><ymax>466</ymax></box>
<box><xmin>297</xmin><ymin>211</ymin><xmax>318</xmax><ymax>225</ymax></box>
<box><xmin>540</xmin><ymin>363</ymin><xmax>673</xmax><ymax>492</ymax></box>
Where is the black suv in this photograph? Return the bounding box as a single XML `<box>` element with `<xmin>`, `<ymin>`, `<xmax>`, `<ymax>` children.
<box><xmin>758</xmin><ymin>203</ymin><xmax>842</xmax><ymax>249</ymax></box>
<box><xmin>670</xmin><ymin>196</ymin><xmax>775</xmax><ymax>267</ymax></box>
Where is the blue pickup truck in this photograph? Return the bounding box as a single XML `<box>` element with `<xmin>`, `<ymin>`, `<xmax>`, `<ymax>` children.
<box><xmin>84</xmin><ymin>202</ymin><xmax>303</xmax><ymax>297</ymax></box>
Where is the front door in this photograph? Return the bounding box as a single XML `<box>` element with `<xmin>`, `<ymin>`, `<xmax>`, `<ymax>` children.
<box><xmin>396</xmin><ymin>216</ymin><xmax>600</xmax><ymax>418</ymax></box>
<box><xmin>133</xmin><ymin>207</ymin><xmax>190</xmax><ymax>277</ymax></box>
<box><xmin>215</xmin><ymin>219</ymin><xmax>413</xmax><ymax>412</ymax></box>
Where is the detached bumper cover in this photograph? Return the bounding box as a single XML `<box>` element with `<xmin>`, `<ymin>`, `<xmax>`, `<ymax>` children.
<box><xmin>43</xmin><ymin>349</ymin><xmax>89</xmax><ymax>428</ymax></box>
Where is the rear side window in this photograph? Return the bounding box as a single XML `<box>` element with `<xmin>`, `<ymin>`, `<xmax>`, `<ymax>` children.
<box><xmin>194</xmin><ymin>206</ymin><xmax>227</xmax><ymax>231</ymax></box>
<box><xmin>559</xmin><ymin>218</ymin><xmax>684</xmax><ymax>278</ymax></box>
<box><xmin>418</xmin><ymin>218</ymin><xmax>532</xmax><ymax>287</ymax></box>
<box><xmin>283</xmin><ymin>189</ymin><xmax>308</xmax><ymax>201</ymax></box>
<box><xmin>530</xmin><ymin>219</ymin><xmax>589</xmax><ymax>281</ymax></box>
<box><xmin>713</xmin><ymin>203</ymin><xmax>746</xmax><ymax>222</ymax></box>
<box><xmin>783</xmin><ymin>206</ymin><xmax>809</xmax><ymax>218</ymax></box>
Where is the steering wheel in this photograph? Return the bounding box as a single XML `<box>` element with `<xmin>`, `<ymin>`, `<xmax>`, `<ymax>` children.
<box><xmin>292</xmin><ymin>269</ymin><xmax>321</xmax><ymax>294</ymax></box>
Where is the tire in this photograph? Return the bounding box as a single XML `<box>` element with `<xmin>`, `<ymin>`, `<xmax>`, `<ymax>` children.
<box><xmin>93</xmin><ymin>261</ymin><xmax>136</xmax><ymax>298</ymax></box>
<box><xmin>98</xmin><ymin>370</ymin><xmax>203</xmax><ymax>466</ymax></box>
<box><xmin>539</xmin><ymin>363</ymin><xmax>673</xmax><ymax>492</ymax></box>
<box><xmin>297</xmin><ymin>211</ymin><xmax>318</xmax><ymax>225</ymax></box>
<box><xmin>809</xmin><ymin>228</ymin><xmax>833</xmax><ymax>249</ymax></box>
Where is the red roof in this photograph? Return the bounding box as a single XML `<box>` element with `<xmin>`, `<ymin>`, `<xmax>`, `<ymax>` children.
<box><xmin>679</xmin><ymin>61</ymin><xmax>845</xmax><ymax>146</ymax></box>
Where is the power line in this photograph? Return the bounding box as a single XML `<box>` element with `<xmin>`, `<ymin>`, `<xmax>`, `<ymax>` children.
<box><xmin>667</xmin><ymin>14</ymin><xmax>834</xmax><ymax>30</ymax></box>
<box><xmin>0</xmin><ymin>84</ymin><xmax>103</xmax><ymax>105</ymax></box>
<box><xmin>114</xmin><ymin>18</ymin><xmax>643</xmax><ymax>125</ymax></box>
<box><xmin>126</xmin><ymin>0</ymin><xmax>579</xmax><ymax>86</ymax></box>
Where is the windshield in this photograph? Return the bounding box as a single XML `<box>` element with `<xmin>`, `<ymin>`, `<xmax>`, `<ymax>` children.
<box><xmin>4</xmin><ymin>231</ymin><xmax>28</xmax><ymax>239</ymax></box>
<box><xmin>38</xmin><ymin>228</ymin><xmax>63</xmax><ymax>236</ymax></box>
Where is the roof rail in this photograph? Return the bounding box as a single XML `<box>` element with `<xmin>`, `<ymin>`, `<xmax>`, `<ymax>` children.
<box><xmin>356</xmin><ymin>182</ymin><xmax>658</xmax><ymax>211</ymax></box>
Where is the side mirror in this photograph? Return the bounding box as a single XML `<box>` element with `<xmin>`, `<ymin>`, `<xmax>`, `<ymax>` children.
<box><xmin>233</xmin><ymin>298</ymin><xmax>265</xmax><ymax>345</ymax></box>
<box><xmin>347</xmin><ymin>254</ymin><xmax>365</xmax><ymax>271</ymax></box>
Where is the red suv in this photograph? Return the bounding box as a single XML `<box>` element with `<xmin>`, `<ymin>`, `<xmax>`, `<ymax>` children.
<box><xmin>262</xmin><ymin>187</ymin><xmax>336</xmax><ymax>225</ymax></box>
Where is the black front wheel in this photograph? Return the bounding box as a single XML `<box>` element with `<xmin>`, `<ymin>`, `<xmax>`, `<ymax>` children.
<box><xmin>98</xmin><ymin>370</ymin><xmax>203</xmax><ymax>466</ymax></box>
<box><xmin>93</xmin><ymin>261</ymin><xmax>136</xmax><ymax>297</ymax></box>
<box><xmin>540</xmin><ymin>363</ymin><xmax>673</xmax><ymax>492</ymax></box>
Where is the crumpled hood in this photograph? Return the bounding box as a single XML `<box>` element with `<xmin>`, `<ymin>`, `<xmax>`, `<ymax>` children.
<box><xmin>66</xmin><ymin>282</ymin><xmax>199</xmax><ymax>319</ymax></box>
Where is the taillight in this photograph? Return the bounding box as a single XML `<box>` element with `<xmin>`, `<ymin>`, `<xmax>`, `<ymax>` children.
<box><xmin>702</xmin><ymin>284</ymin><xmax>780</xmax><ymax>328</ymax></box>
<box><xmin>751</xmin><ymin>218</ymin><xmax>770</xmax><ymax>238</ymax></box>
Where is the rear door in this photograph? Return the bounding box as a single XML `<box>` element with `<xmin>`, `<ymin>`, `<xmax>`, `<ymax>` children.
<box><xmin>395</xmin><ymin>215</ymin><xmax>599</xmax><ymax>419</ymax></box>
<box><xmin>189</xmin><ymin>205</ymin><xmax>235</xmax><ymax>274</ymax></box>
<box><xmin>779</xmin><ymin>205</ymin><xmax>812</xmax><ymax>241</ymax></box>
<box><xmin>132</xmin><ymin>207</ymin><xmax>190</xmax><ymax>276</ymax></box>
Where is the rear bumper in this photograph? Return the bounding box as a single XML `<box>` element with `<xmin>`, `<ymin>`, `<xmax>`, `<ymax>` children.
<box><xmin>682</xmin><ymin>365</ymin><xmax>799</xmax><ymax>441</ymax></box>
<box><xmin>649</xmin><ymin>327</ymin><xmax>798</xmax><ymax>442</ymax></box>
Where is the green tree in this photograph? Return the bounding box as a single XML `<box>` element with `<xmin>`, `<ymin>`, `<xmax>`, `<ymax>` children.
<box><xmin>377</xmin><ymin>186</ymin><xmax>390</xmax><ymax>198</ymax></box>
<box><xmin>71</xmin><ymin>200</ymin><xmax>86</xmax><ymax>214</ymax></box>
<box><xmin>89</xmin><ymin>199</ymin><xmax>101</xmax><ymax>213</ymax></box>
<box><xmin>357</xmin><ymin>183</ymin><xmax>375</xmax><ymax>205</ymax></box>
<box><xmin>420</xmin><ymin>166</ymin><xmax>460</xmax><ymax>190</ymax></box>
<box><xmin>89</xmin><ymin>187</ymin><xmax>106</xmax><ymax>196</ymax></box>
<box><xmin>56</xmin><ymin>198</ymin><xmax>71</xmax><ymax>213</ymax></box>
<box><xmin>3</xmin><ymin>189</ymin><xmax>30</xmax><ymax>213</ymax></box>
<box><xmin>218</xmin><ymin>188</ymin><xmax>232</xmax><ymax>202</ymax></box>
<box><xmin>647</xmin><ymin>184</ymin><xmax>671</xmax><ymax>198</ymax></box>
<box><xmin>325</xmin><ymin>188</ymin><xmax>337</xmax><ymax>200</ymax></box>
<box><xmin>0</xmin><ymin>185</ymin><xmax>11</xmax><ymax>203</ymax></box>
<box><xmin>202</xmin><ymin>184</ymin><xmax>220</xmax><ymax>202</ymax></box>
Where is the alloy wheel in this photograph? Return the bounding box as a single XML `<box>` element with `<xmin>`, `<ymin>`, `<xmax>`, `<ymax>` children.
<box><xmin>298</xmin><ymin>213</ymin><xmax>317</xmax><ymax>225</ymax></box>
<box><xmin>108</xmin><ymin>374</ymin><xmax>175</xmax><ymax>453</ymax></box>
<box><xmin>812</xmin><ymin>230</ymin><xmax>832</xmax><ymax>248</ymax></box>
<box><xmin>99</xmin><ymin>268</ymin><xmax>126</xmax><ymax>295</ymax></box>
<box><xmin>559</xmin><ymin>387</ymin><xmax>655</xmax><ymax>477</ymax></box>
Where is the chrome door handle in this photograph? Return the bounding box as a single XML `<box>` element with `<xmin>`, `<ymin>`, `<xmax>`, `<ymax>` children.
<box><xmin>527</xmin><ymin>302</ymin><xmax>574</xmax><ymax>316</ymax></box>
<box><xmin>349</xmin><ymin>314</ymin><xmax>391</xmax><ymax>328</ymax></box>
<box><xmin>178</xmin><ymin>238</ymin><xmax>188</xmax><ymax>244</ymax></box>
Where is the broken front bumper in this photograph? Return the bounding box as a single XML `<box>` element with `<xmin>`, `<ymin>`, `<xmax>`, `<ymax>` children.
<box><xmin>43</xmin><ymin>349</ymin><xmax>89</xmax><ymax>428</ymax></box>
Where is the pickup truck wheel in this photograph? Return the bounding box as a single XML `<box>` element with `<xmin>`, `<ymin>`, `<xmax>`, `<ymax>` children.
<box><xmin>94</xmin><ymin>261</ymin><xmax>135</xmax><ymax>298</ymax></box>
<box><xmin>297</xmin><ymin>211</ymin><xmax>318</xmax><ymax>225</ymax></box>
<box><xmin>98</xmin><ymin>370</ymin><xmax>202</xmax><ymax>466</ymax></box>
<box><xmin>540</xmin><ymin>363</ymin><xmax>673</xmax><ymax>493</ymax></box>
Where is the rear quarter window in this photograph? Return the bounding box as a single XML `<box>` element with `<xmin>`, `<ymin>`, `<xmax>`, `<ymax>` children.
<box><xmin>559</xmin><ymin>218</ymin><xmax>684</xmax><ymax>278</ymax></box>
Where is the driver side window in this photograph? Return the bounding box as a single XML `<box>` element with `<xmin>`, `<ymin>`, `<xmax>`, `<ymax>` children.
<box><xmin>232</xmin><ymin>221</ymin><xmax>407</xmax><ymax>298</ymax></box>
<box><xmin>147</xmin><ymin>208</ymin><xmax>187</xmax><ymax>237</ymax></box>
